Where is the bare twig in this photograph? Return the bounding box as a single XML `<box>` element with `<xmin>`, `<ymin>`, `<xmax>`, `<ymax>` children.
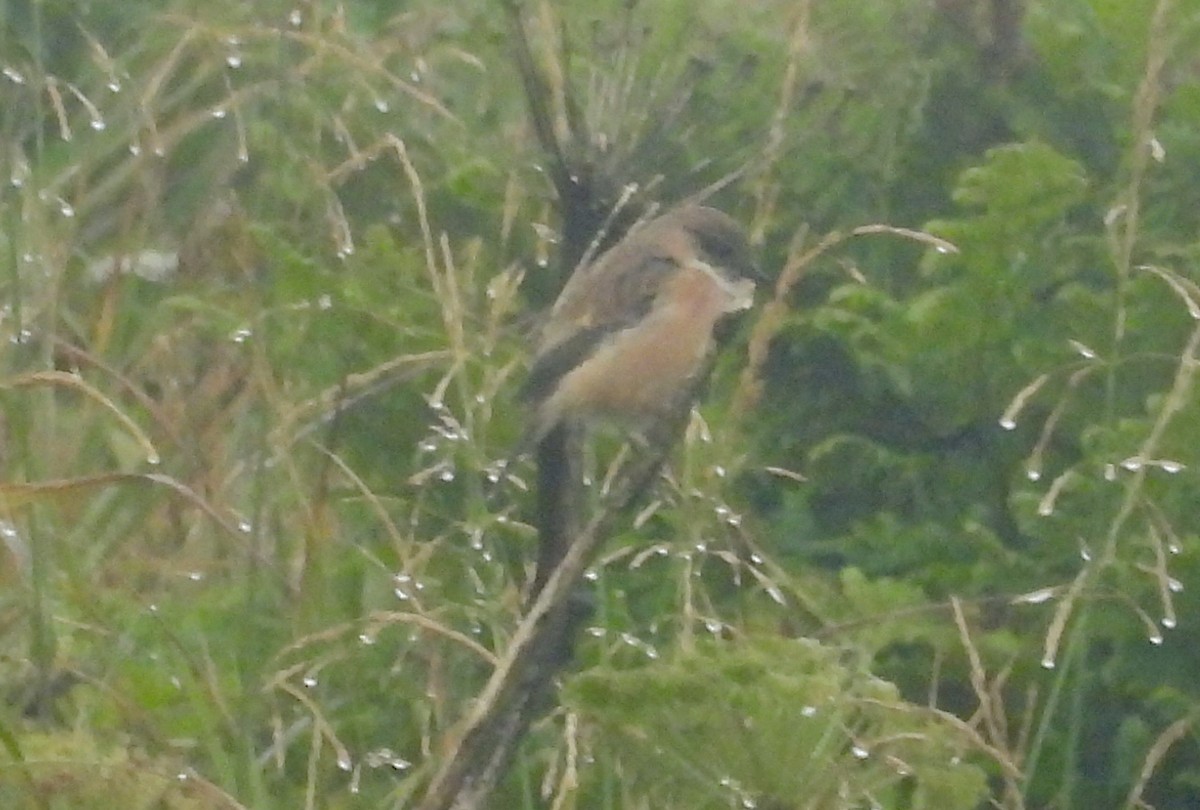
<box><xmin>498</xmin><ymin>0</ymin><xmax>571</xmax><ymax>194</ymax></box>
<box><xmin>416</xmin><ymin>415</ymin><xmax>684</xmax><ymax>810</ymax></box>
<box><xmin>1123</xmin><ymin>712</ymin><xmax>1196</xmax><ymax>809</ymax></box>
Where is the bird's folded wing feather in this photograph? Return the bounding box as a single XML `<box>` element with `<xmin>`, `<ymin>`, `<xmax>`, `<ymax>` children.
<box><xmin>518</xmin><ymin>323</ymin><xmax>625</xmax><ymax>404</ymax></box>
<box><xmin>524</xmin><ymin>254</ymin><xmax>679</xmax><ymax>405</ymax></box>
<box><xmin>537</xmin><ymin>249</ymin><xmax>680</xmax><ymax>351</ymax></box>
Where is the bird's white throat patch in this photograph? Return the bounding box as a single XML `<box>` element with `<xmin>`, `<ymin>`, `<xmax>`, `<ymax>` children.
<box><xmin>689</xmin><ymin>259</ymin><xmax>756</xmax><ymax>313</ymax></box>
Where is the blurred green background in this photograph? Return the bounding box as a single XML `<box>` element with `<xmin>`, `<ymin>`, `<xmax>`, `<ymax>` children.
<box><xmin>2</xmin><ymin>0</ymin><xmax>1199</xmax><ymax>807</ymax></box>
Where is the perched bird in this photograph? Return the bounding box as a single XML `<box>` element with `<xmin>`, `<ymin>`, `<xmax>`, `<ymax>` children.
<box><xmin>520</xmin><ymin>204</ymin><xmax>759</xmax><ymax>447</ymax></box>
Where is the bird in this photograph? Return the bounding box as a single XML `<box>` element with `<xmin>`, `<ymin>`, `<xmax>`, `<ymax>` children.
<box><xmin>519</xmin><ymin>204</ymin><xmax>759</xmax><ymax>449</ymax></box>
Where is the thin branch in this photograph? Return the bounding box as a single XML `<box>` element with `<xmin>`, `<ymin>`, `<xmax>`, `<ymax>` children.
<box><xmin>498</xmin><ymin>0</ymin><xmax>571</xmax><ymax>196</ymax></box>
<box><xmin>416</xmin><ymin>421</ymin><xmax>681</xmax><ymax>810</ymax></box>
<box><xmin>1124</xmin><ymin>712</ymin><xmax>1196</xmax><ymax>809</ymax></box>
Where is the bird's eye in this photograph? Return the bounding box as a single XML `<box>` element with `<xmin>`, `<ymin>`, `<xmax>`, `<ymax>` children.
<box><xmin>693</xmin><ymin>227</ymin><xmax>755</xmax><ymax>278</ymax></box>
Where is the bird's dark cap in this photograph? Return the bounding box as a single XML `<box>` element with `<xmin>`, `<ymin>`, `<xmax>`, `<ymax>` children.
<box><xmin>669</xmin><ymin>205</ymin><xmax>762</xmax><ymax>283</ymax></box>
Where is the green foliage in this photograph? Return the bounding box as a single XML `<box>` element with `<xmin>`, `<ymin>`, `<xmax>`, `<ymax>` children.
<box><xmin>3</xmin><ymin>0</ymin><xmax>1200</xmax><ymax>807</ymax></box>
<box><xmin>0</xmin><ymin>728</ymin><xmax>235</xmax><ymax>810</ymax></box>
<box><xmin>566</xmin><ymin>637</ymin><xmax>989</xmax><ymax>810</ymax></box>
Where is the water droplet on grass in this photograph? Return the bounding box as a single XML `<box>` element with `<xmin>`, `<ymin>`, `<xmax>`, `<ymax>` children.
<box><xmin>1014</xmin><ymin>587</ymin><xmax>1056</xmax><ymax>605</ymax></box>
<box><xmin>1069</xmin><ymin>339</ymin><xmax>1097</xmax><ymax>359</ymax></box>
<box><xmin>1149</xmin><ymin>136</ymin><xmax>1166</xmax><ymax>163</ymax></box>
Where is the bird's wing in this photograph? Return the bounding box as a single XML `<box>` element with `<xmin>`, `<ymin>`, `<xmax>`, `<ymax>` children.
<box><xmin>524</xmin><ymin>253</ymin><xmax>678</xmax><ymax>405</ymax></box>
<box><xmin>538</xmin><ymin>233</ymin><xmax>682</xmax><ymax>346</ymax></box>
<box><xmin>518</xmin><ymin>324</ymin><xmax>621</xmax><ymax>404</ymax></box>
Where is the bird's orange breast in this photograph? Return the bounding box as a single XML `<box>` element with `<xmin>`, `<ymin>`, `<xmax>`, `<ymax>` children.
<box><xmin>535</xmin><ymin>262</ymin><xmax>735</xmax><ymax>433</ymax></box>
